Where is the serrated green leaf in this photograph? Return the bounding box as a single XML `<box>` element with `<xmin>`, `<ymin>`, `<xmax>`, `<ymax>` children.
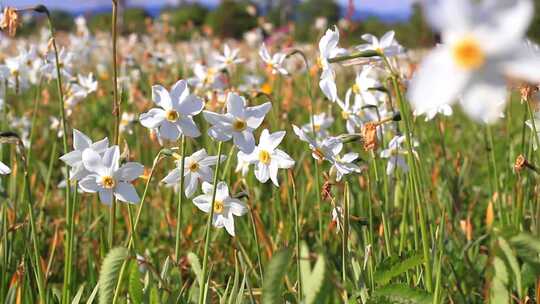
<box><xmin>98</xmin><ymin>247</ymin><xmax>129</xmax><ymax>304</ymax></box>
<box><xmin>187</xmin><ymin>252</ymin><xmax>203</xmax><ymax>288</ymax></box>
<box><xmin>491</xmin><ymin>256</ymin><xmax>509</xmax><ymax>304</ymax></box>
<box><xmin>374</xmin><ymin>253</ymin><xmax>423</xmax><ymax>286</ymax></box>
<box><xmin>371</xmin><ymin>284</ymin><xmax>433</xmax><ymax>304</ymax></box>
<box><xmin>129</xmin><ymin>261</ymin><xmax>143</xmax><ymax>304</ymax></box>
<box><xmin>262</xmin><ymin>248</ymin><xmax>292</xmax><ymax>304</ymax></box>
<box><xmin>498</xmin><ymin>237</ymin><xmax>522</xmax><ymax>298</ymax></box>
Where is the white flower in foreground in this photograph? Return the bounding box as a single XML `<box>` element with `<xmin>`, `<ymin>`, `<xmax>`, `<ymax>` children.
<box><xmin>161</xmin><ymin>149</ymin><xmax>226</xmax><ymax>198</ymax></box>
<box><xmin>203</xmin><ymin>92</ymin><xmax>271</xmax><ymax>153</ymax></box>
<box><xmin>356</xmin><ymin>31</ymin><xmax>403</xmax><ymax>57</ymax></box>
<box><xmin>245</xmin><ymin>129</ymin><xmax>295</xmax><ymax>186</ymax></box>
<box><xmin>380</xmin><ymin>135</ymin><xmax>417</xmax><ymax>175</ymax></box>
<box><xmin>59</xmin><ymin>129</ymin><xmax>109</xmax><ymax>180</ymax></box>
<box><xmin>259</xmin><ymin>43</ymin><xmax>288</xmax><ymax>75</ymax></box>
<box><xmin>409</xmin><ymin>0</ymin><xmax>540</xmax><ymax>123</ymax></box>
<box><xmin>215</xmin><ymin>44</ymin><xmax>245</xmax><ymax>70</ymax></box>
<box><xmin>292</xmin><ymin>125</ymin><xmax>341</xmax><ymax>162</ymax></box>
<box><xmin>413</xmin><ymin>104</ymin><xmax>453</xmax><ymax>121</ymax></box>
<box><xmin>140</xmin><ymin>79</ymin><xmax>204</xmax><ymax>142</ymax></box>
<box><xmin>301</xmin><ymin>112</ymin><xmax>334</xmax><ymax>139</ymax></box>
<box><xmin>193</xmin><ymin>181</ymin><xmax>248</xmax><ymax>236</ymax></box>
<box><xmin>79</xmin><ymin>146</ymin><xmax>144</xmax><ymax>205</ymax></box>
<box><xmin>0</xmin><ymin>160</ymin><xmax>11</xmax><ymax>175</ymax></box>
<box><xmin>318</xmin><ymin>26</ymin><xmax>347</xmax><ymax>71</ymax></box>
<box><xmin>348</xmin><ymin>65</ymin><xmax>382</xmax><ymax>107</ymax></box>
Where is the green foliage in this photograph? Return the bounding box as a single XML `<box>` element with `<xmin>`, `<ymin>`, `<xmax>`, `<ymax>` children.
<box><xmin>88</xmin><ymin>12</ymin><xmax>112</xmax><ymax>33</ymax></box>
<box><xmin>123</xmin><ymin>8</ymin><xmax>150</xmax><ymax>34</ymax></box>
<box><xmin>262</xmin><ymin>248</ymin><xmax>292</xmax><ymax>304</ymax></box>
<box><xmin>50</xmin><ymin>10</ymin><xmax>75</xmax><ymax>32</ymax></box>
<box><xmin>97</xmin><ymin>247</ymin><xmax>129</xmax><ymax>304</ymax></box>
<box><xmin>299</xmin><ymin>242</ymin><xmax>326</xmax><ymax>304</ymax></box>
<box><xmin>295</xmin><ymin>0</ymin><xmax>340</xmax><ymax>42</ymax></box>
<box><xmin>370</xmin><ymin>284</ymin><xmax>433</xmax><ymax>304</ymax></box>
<box><xmin>204</xmin><ymin>0</ymin><xmax>257</xmax><ymax>38</ymax></box>
<box><xmin>162</xmin><ymin>4</ymin><xmax>208</xmax><ymax>40</ymax></box>
<box><xmin>490</xmin><ymin>256</ymin><xmax>509</xmax><ymax>304</ymax></box>
<box><xmin>187</xmin><ymin>252</ymin><xmax>203</xmax><ymax>288</ymax></box>
<box><xmin>128</xmin><ymin>261</ymin><xmax>143</xmax><ymax>304</ymax></box>
<box><xmin>373</xmin><ymin>253</ymin><xmax>423</xmax><ymax>286</ymax></box>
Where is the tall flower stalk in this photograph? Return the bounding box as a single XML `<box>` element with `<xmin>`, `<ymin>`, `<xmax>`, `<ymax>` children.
<box><xmin>198</xmin><ymin>141</ymin><xmax>224</xmax><ymax>304</ymax></box>
<box><xmin>174</xmin><ymin>135</ymin><xmax>186</xmax><ymax>262</ymax></box>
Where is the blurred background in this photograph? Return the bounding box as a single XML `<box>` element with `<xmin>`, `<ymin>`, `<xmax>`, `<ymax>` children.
<box><xmin>5</xmin><ymin>0</ymin><xmax>540</xmax><ymax>46</ymax></box>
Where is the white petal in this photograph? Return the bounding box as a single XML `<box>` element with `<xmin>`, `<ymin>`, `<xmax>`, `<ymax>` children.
<box><xmin>152</xmin><ymin>85</ymin><xmax>172</xmax><ymax>109</ymax></box>
<box><xmin>177</xmin><ymin>94</ymin><xmax>203</xmax><ymax>116</ymax></box>
<box><xmin>260</xmin><ymin>129</ymin><xmax>285</xmax><ymax>151</ymax></box>
<box><xmin>245</xmin><ymin>102</ymin><xmax>271</xmax><ymax>129</ymax></box>
<box><xmin>222</xmin><ymin>215</ymin><xmax>236</xmax><ymax>236</ymax></box>
<box><xmin>140</xmin><ymin>108</ymin><xmax>166</xmax><ymax>129</ymax></box>
<box><xmin>162</xmin><ymin>168</ymin><xmax>180</xmax><ymax>185</ymax></box>
<box><xmin>114</xmin><ymin>182</ymin><xmax>140</xmax><ymax>203</ymax></box>
<box><xmin>273</xmin><ymin>149</ymin><xmax>295</xmax><ymax>168</ymax></box>
<box><xmin>60</xmin><ymin>150</ymin><xmax>82</xmax><ymax>166</ymax></box>
<box><xmin>233</xmin><ymin>131</ymin><xmax>255</xmax><ymax>153</ymax></box>
<box><xmin>215</xmin><ymin>182</ymin><xmax>229</xmax><ymax>202</ymax></box>
<box><xmin>227</xmin><ymin>93</ymin><xmax>246</xmax><ymax>118</ymax></box>
<box><xmin>170</xmin><ymin>79</ymin><xmax>187</xmax><ymax>106</ymax></box>
<box><xmin>178</xmin><ymin>117</ymin><xmax>201</xmax><ymax>138</ymax></box>
<box><xmin>193</xmin><ymin>194</ymin><xmax>212</xmax><ymax>212</ymax></box>
<box><xmin>254</xmin><ymin>162</ymin><xmax>270</xmax><ymax>183</ymax></box>
<box><xmin>0</xmin><ymin>161</ymin><xmax>10</xmax><ymax>175</ymax></box>
<box><xmin>184</xmin><ymin>175</ymin><xmax>199</xmax><ymax>198</ymax></box>
<box><xmin>79</xmin><ymin>175</ymin><xmax>99</xmax><ymax>192</ymax></box>
<box><xmin>208</xmin><ymin>126</ymin><xmax>233</xmax><ymax>142</ymax></box>
<box><xmin>227</xmin><ymin>199</ymin><xmax>247</xmax><ymax>216</ymax></box>
<box><xmin>159</xmin><ymin>120</ymin><xmax>181</xmax><ymax>141</ymax></box>
<box><xmin>82</xmin><ymin>149</ymin><xmax>106</xmax><ymax>175</ymax></box>
<box><xmin>459</xmin><ymin>75</ymin><xmax>508</xmax><ymax>124</ymax></box>
<box><xmin>73</xmin><ymin>129</ymin><xmax>92</xmax><ymax>150</ymax></box>
<box><xmin>408</xmin><ymin>47</ymin><xmax>469</xmax><ymax>115</ymax></box>
<box><xmin>269</xmin><ymin>162</ymin><xmax>279</xmax><ymax>186</ymax></box>
<box><xmin>116</xmin><ymin>162</ymin><xmax>144</xmax><ymax>182</ymax></box>
<box><xmin>99</xmin><ymin>189</ymin><xmax>113</xmax><ymax>205</ymax></box>
<box><xmin>102</xmin><ymin>146</ymin><xmax>120</xmax><ymax>172</ymax></box>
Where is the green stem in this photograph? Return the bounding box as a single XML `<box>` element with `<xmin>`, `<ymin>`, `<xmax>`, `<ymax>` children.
<box><xmin>199</xmin><ymin>141</ymin><xmax>224</xmax><ymax>304</ymax></box>
<box><xmin>174</xmin><ymin>135</ymin><xmax>187</xmax><ymax>262</ymax></box>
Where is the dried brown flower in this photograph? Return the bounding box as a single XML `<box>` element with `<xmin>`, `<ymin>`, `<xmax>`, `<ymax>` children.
<box><xmin>0</xmin><ymin>7</ymin><xmax>20</xmax><ymax>37</ymax></box>
<box><xmin>361</xmin><ymin>122</ymin><xmax>378</xmax><ymax>151</ymax></box>
<box><xmin>514</xmin><ymin>154</ymin><xmax>527</xmax><ymax>172</ymax></box>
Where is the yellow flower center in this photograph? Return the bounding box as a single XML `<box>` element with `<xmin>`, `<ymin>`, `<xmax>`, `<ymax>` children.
<box><xmin>188</xmin><ymin>161</ymin><xmax>199</xmax><ymax>172</ymax></box>
<box><xmin>101</xmin><ymin>175</ymin><xmax>116</xmax><ymax>189</ymax></box>
<box><xmin>313</xmin><ymin>124</ymin><xmax>321</xmax><ymax>132</ymax></box>
<box><xmin>341</xmin><ymin>111</ymin><xmax>350</xmax><ymax>120</ymax></box>
<box><xmin>213</xmin><ymin>200</ymin><xmax>224</xmax><ymax>214</ymax></box>
<box><xmin>316</xmin><ymin>56</ymin><xmax>324</xmax><ymax>69</ymax></box>
<box><xmin>166</xmin><ymin>110</ymin><xmax>179</xmax><ymax>122</ymax></box>
<box><xmin>232</xmin><ymin>119</ymin><xmax>247</xmax><ymax>131</ymax></box>
<box><xmin>452</xmin><ymin>37</ymin><xmax>485</xmax><ymax>70</ymax></box>
<box><xmin>352</xmin><ymin>84</ymin><xmax>361</xmax><ymax>95</ymax></box>
<box><xmin>258</xmin><ymin>150</ymin><xmax>271</xmax><ymax>164</ymax></box>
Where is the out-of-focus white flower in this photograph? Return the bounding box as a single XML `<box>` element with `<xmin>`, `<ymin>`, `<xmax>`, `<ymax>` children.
<box><xmin>245</xmin><ymin>129</ymin><xmax>295</xmax><ymax>186</ymax></box>
<box><xmin>259</xmin><ymin>43</ymin><xmax>288</xmax><ymax>75</ymax></box>
<box><xmin>214</xmin><ymin>44</ymin><xmax>245</xmax><ymax>70</ymax></box>
<box><xmin>41</xmin><ymin>47</ymin><xmax>74</xmax><ymax>80</ymax></box>
<box><xmin>203</xmin><ymin>92</ymin><xmax>271</xmax><ymax>153</ymax></box>
<box><xmin>380</xmin><ymin>135</ymin><xmax>417</xmax><ymax>175</ymax></box>
<box><xmin>319</xmin><ymin>68</ymin><xmax>339</xmax><ymax>102</ymax></box>
<box><xmin>413</xmin><ymin>104</ymin><xmax>453</xmax><ymax>121</ymax></box>
<box><xmin>193</xmin><ymin>181</ymin><xmax>248</xmax><ymax>236</ymax></box>
<box><xmin>120</xmin><ymin>112</ymin><xmax>137</xmax><ymax>135</ymax></box>
<box><xmin>79</xmin><ymin>146</ymin><xmax>144</xmax><ymax>205</ymax></box>
<box><xmin>409</xmin><ymin>0</ymin><xmax>540</xmax><ymax>123</ymax></box>
<box><xmin>292</xmin><ymin>125</ymin><xmax>341</xmax><ymax>162</ymax></box>
<box><xmin>140</xmin><ymin>79</ymin><xmax>204</xmax><ymax>142</ymax></box>
<box><xmin>78</xmin><ymin>73</ymin><xmax>98</xmax><ymax>94</ymax></box>
<box><xmin>188</xmin><ymin>63</ymin><xmax>225</xmax><ymax>90</ymax></box>
<box><xmin>337</xmin><ymin>96</ymin><xmax>362</xmax><ymax>134</ymax></box>
<box><xmin>161</xmin><ymin>149</ymin><xmax>226</xmax><ymax>198</ymax></box>
<box><xmin>301</xmin><ymin>112</ymin><xmax>334</xmax><ymax>139</ymax></box>
<box><xmin>59</xmin><ymin>129</ymin><xmax>109</xmax><ymax>180</ymax></box>
<box><xmin>356</xmin><ymin>31</ymin><xmax>403</xmax><ymax>57</ymax></box>
<box><xmin>235</xmin><ymin>151</ymin><xmax>250</xmax><ymax>177</ymax></box>
<box><xmin>0</xmin><ymin>161</ymin><xmax>11</xmax><ymax>175</ymax></box>
<box><xmin>318</xmin><ymin>26</ymin><xmax>347</xmax><ymax>72</ymax></box>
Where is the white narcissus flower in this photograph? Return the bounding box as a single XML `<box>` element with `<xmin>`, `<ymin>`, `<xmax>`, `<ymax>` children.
<box><xmin>318</xmin><ymin>26</ymin><xmax>347</xmax><ymax>72</ymax></box>
<box><xmin>245</xmin><ymin>129</ymin><xmax>295</xmax><ymax>186</ymax></box>
<box><xmin>193</xmin><ymin>181</ymin><xmax>248</xmax><ymax>236</ymax></box>
<box><xmin>292</xmin><ymin>125</ymin><xmax>342</xmax><ymax>162</ymax></box>
<box><xmin>140</xmin><ymin>79</ymin><xmax>204</xmax><ymax>142</ymax></box>
<box><xmin>301</xmin><ymin>112</ymin><xmax>334</xmax><ymax>139</ymax></box>
<box><xmin>319</xmin><ymin>68</ymin><xmax>339</xmax><ymax>102</ymax></box>
<box><xmin>337</xmin><ymin>94</ymin><xmax>362</xmax><ymax>134</ymax></box>
<box><xmin>215</xmin><ymin>44</ymin><xmax>245</xmax><ymax>70</ymax></box>
<box><xmin>259</xmin><ymin>43</ymin><xmax>288</xmax><ymax>75</ymax></box>
<box><xmin>203</xmin><ymin>92</ymin><xmax>271</xmax><ymax>153</ymax></box>
<box><xmin>77</xmin><ymin>73</ymin><xmax>98</xmax><ymax>94</ymax></box>
<box><xmin>380</xmin><ymin>135</ymin><xmax>417</xmax><ymax>176</ymax></box>
<box><xmin>356</xmin><ymin>31</ymin><xmax>404</xmax><ymax>57</ymax></box>
<box><xmin>41</xmin><ymin>47</ymin><xmax>74</xmax><ymax>80</ymax></box>
<box><xmin>79</xmin><ymin>146</ymin><xmax>144</xmax><ymax>205</ymax></box>
<box><xmin>59</xmin><ymin>129</ymin><xmax>109</xmax><ymax>180</ymax></box>
<box><xmin>0</xmin><ymin>160</ymin><xmax>11</xmax><ymax>175</ymax></box>
<box><xmin>349</xmin><ymin>66</ymin><xmax>383</xmax><ymax>108</ymax></box>
<box><xmin>161</xmin><ymin>149</ymin><xmax>226</xmax><ymax>198</ymax></box>
<box><xmin>409</xmin><ymin>0</ymin><xmax>540</xmax><ymax>123</ymax></box>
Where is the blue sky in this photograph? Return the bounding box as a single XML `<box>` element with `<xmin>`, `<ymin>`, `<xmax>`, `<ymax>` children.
<box><xmin>9</xmin><ymin>0</ymin><xmax>413</xmax><ymax>15</ymax></box>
